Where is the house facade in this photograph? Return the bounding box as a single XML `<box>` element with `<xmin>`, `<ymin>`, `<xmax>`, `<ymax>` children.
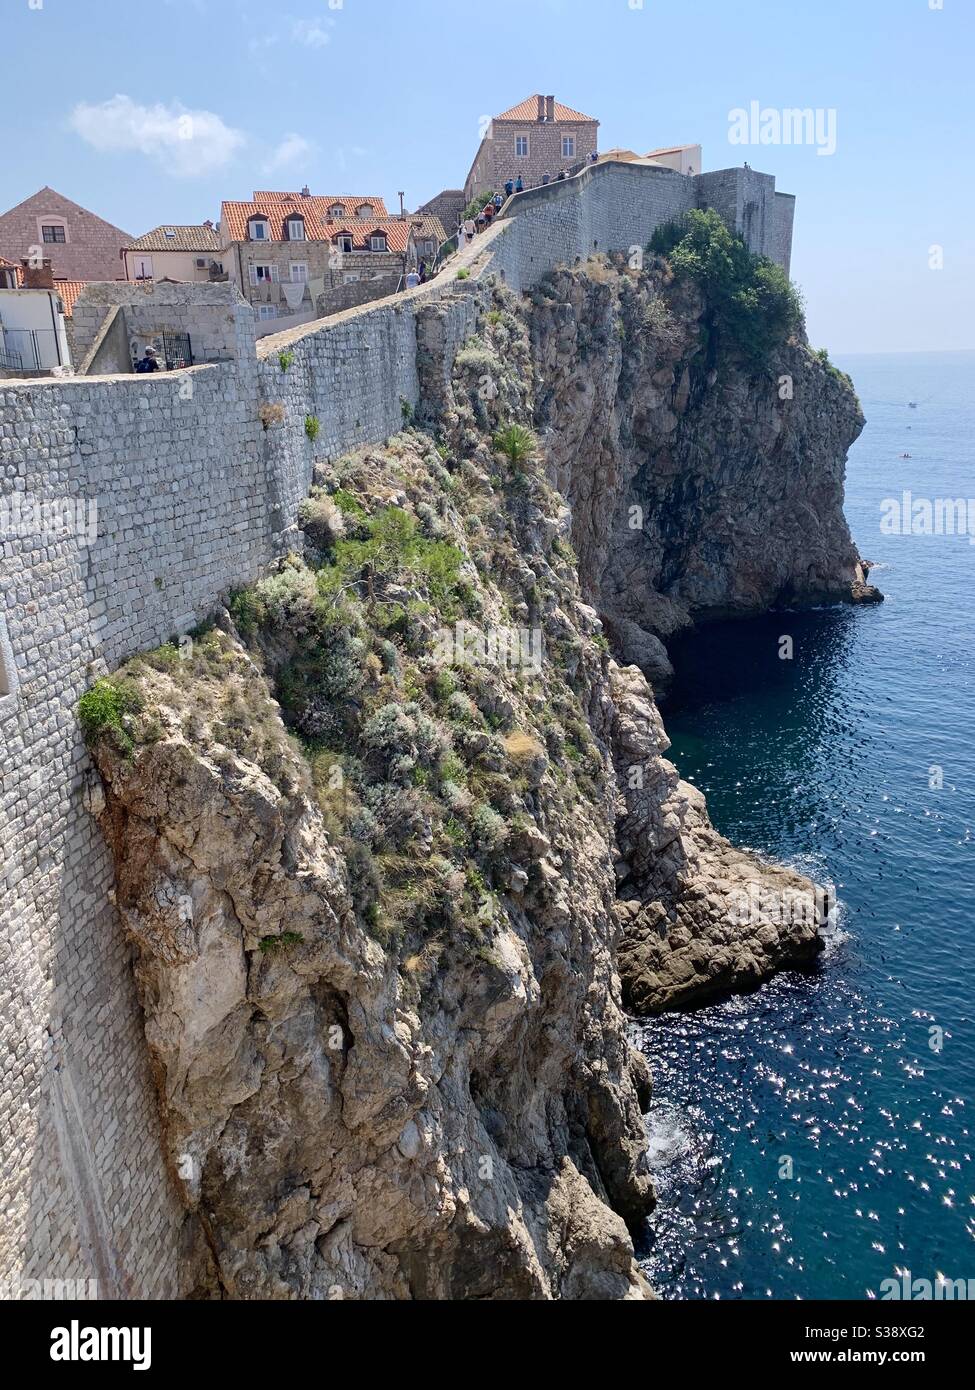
<box><xmin>122</xmin><ymin>224</ymin><xmax>227</xmax><ymax>285</ymax></box>
<box><xmin>219</xmin><ymin>189</ymin><xmax>443</xmax><ymax>334</ymax></box>
<box><xmin>464</xmin><ymin>95</ymin><xmax>599</xmax><ymax>203</ymax></box>
<box><xmin>0</xmin><ymin>186</ymin><xmax>131</xmax><ymax>282</ymax></box>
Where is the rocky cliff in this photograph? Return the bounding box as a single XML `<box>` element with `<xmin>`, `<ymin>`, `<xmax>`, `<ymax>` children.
<box><xmin>81</xmin><ymin>252</ymin><xmax>873</xmax><ymax>1299</ymax></box>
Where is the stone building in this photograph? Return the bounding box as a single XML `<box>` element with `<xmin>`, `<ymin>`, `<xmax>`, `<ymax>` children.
<box><xmin>0</xmin><ymin>186</ymin><xmax>131</xmax><ymax>283</ymax></box>
<box><xmin>122</xmin><ymin>224</ymin><xmax>228</xmax><ymax>286</ymax></box>
<box><xmin>219</xmin><ymin>188</ymin><xmax>443</xmax><ymax>334</ymax></box>
<box><xmin>68</xmin><ymin>279</ymin><xmax>254</xmax><ymax>374</ymax></box>
<box><xmin>464</xmin><ymin>94</ymin><xmax>599</xmax><ymax>203</ymax></box>
<box><xmin>416</xmin><ymin>189</ymin><xmax>466</xmax><ymax>239</ymax></box>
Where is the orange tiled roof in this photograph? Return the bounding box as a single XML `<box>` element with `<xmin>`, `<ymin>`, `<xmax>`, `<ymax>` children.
<box><xmin>0</xmin><ymin>255</ymin><xmax>22</xmax><ymax>284</ymax></box>
<box><xmin>221</xmin><ymin>192</ymin><xmax>389</xmax><ymax>242</ymax></box>
<box><xmin>53</xmin><ymin>280</ymin><xmax>87</xmax><ymax>316</ymax></box>
<box><xmin>324</xmin><ymin>221</ymin><xmax>414</xmax><ymax>253</ymax></box>
<box><xmin>494</xmin><ymin>95</ymin><xmax>597</xmax><ymax>124</ymax></box>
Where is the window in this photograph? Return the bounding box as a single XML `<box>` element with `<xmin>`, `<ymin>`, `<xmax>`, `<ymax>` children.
<box><xmin>356</xmin><ymin>203</ymin><xmax>375</xmax><ymax>219</ymax></box>
<box><xmin>329</xmin><ymin>203</ymin><xmax>346</xmax><ymax>218</ymax></box>
<box><xmin>515</xmin><ymin>136</ymin><xmax>529</xmax><ymax>157</ymax></box>
<box><xmin>42</xmin><ymin>225</ymin><xmax>66</xmax><ymax>243</ymax></box>
<box><xmin>370</xmin><ymin>235</ymin><xmax>388</xmax><ymax>252</ymax></box>
<box><xmin>290</xmin><ymin>263</ymin><xmax>308</xmax><ymax>283</ymax></box>
<box><xmin>249</xmin><ymin>263</ymin><xmax>279</xmax><ymax>286</ymax></box>
<box><xmin>133</xmin><ymin>256</ymin><xmax>153</xmax><ymax>281</ymax></box>
<box><xmin>258</xmin><ymin>305</ymin><xmax>278</xmax><ymax>320</ymax></box>
<box><xmin>343</xmin><ymin>272</ymin><xmax>361</xmax><ymax>284</ymax></box>
<box><xmin>248</xmin><ymin>218</ymin><xmax>269</xmax><ymax>241</ymax></box>
<box><xmin>338</xmin><ymin>235</ymin><xmax>354</xmax><ymax>254</ymax></box>
<box><xmin>287</xmin><ymin>219</ymin><xmax>305</xmax><ymax>241</ymax></box>
<box><xmin>562</xmin><ymin>136</ymin><xmax>576</xmax><ymax>159</ymax></box>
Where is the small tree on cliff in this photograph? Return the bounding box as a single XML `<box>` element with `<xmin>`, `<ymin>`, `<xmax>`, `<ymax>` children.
<box><xmin>649</xmin><ymin>209</ymin><xmax>803</xmax><ymax>367</ymax></box>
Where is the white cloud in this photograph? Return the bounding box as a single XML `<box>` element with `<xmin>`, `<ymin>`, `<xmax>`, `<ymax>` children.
<box><xmin>291</xmin><ymin>17</ymin><xmax>333</xmax><ymax>48</ymax></box>
<box><xmin>68</xmin><ymin>95</ymin><xmax>245</xmax><ymax>177</ymax></box>
<box><xmin>261</xmin><ymin>133</ymin><xmax>316</xmax><ymax>174</ymax></box>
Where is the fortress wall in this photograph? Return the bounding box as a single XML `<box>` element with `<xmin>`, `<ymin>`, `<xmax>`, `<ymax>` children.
<box><xmin>255</xmin><ymin>277</ymin><xmax>482</xmax><ymax>539</ymax></box>
<box><xmin>0</xmin><ymin>158</ymin><xmax>793</xmax><ymax>1297</ymax></box>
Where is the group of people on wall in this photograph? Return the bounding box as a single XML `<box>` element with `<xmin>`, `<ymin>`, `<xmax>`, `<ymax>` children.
<box><xmin>455</xmin><ymin>152</ymin><xmax>600</xmax><ymax>251</ymax></box>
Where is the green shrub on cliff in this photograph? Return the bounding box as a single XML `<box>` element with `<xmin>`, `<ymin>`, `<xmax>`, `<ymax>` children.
<box><xmin>78</xmin><ymin>677</ymin><xmax>143</xmax><ymax>752</ymax></box>
<box><xmin>649</xmin><ymin>208</ymin><xmax>803</xmax><ymax>366</ymax></box>
<box><xmin>492</xmin><ymin>423</ymin><xmax>536</xmax><ymax>465</ymax></box>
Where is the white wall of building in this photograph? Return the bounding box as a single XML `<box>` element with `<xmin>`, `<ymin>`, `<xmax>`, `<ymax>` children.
<box><xmin>123</xmin><ymin>248</ymin><xmax>228</xmax><ymax>284</ymax></box>
<box><xmin>0</xmin><ymin>289</ymin><xmax>71</xmax><ymax>369</ymax></box>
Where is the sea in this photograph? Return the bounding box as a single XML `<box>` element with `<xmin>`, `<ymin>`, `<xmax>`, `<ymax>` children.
<box><xmin>633</xmin><ymin>350</ymin><xmax>975</xmax><ymax>1300</ymax></box>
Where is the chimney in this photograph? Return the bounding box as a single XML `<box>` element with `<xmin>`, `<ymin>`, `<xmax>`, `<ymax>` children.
<box><xmin>21</xmin><ymin>257</ymin><xmax>54</xmax><ymax>289</ymax></box>
<box><xmin>203</xmin><ymin>219</ymin><xmax>214</xmax><ymax>230</ymax></box>
<box><xmin>546</xmin><ymin>95</ymin><xmax>555</xmax><ymax>123</ymax></box>
<box><xmin>300</xmin><ymin>184</ymin><xmax>311</xmax><ymax>197</ymax></box>
<box><xmin>537</xmin><ymin>95</ymin><xmax>545</xmax><ymax>122</ymax></box>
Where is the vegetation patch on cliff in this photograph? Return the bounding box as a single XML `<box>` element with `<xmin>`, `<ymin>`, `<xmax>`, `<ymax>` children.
<box><xmin>649</xmin><ymin>208</ymin><xmax>803</xmax><ymax>367</ymax></box>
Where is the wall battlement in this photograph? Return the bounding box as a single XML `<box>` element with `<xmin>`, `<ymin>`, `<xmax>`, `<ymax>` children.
<box><xmin>0</xmin><ymin>158</ymin><xmax>794</xmax><ymax>1295</ymax></box>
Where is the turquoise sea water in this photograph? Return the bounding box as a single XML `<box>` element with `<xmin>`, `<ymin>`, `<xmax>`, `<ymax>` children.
<box><xmin>634</xmin><ymin>351</ymin><xmax>975</xmax><ymax>1300</ymax></box>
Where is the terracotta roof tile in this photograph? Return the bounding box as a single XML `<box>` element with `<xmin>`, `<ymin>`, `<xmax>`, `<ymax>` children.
<box><xmin>221</xmin><ymin>192</ymin><xmax>389</xmax><ymax>242</ymax></box>
<box><xmin>494</xmin><ymin>95</ymin><xmax>597</xmax><ymax>124</ymax></box>
<box><xmin>326</xmin><ymin>221</ymin><xmax>412</xmax><ymax>252</ymax></box>
<box><xmin>52</xmin><ymin>280</ymin><xmax>86</xmax><ymax>316</ymax></box>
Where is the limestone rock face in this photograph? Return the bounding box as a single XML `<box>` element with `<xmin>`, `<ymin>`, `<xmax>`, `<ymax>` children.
<box><xmin>89</xmin><ymin>680</ymin><xmax>655</xmax><ymax>1299</ymax></box>
<box><xmin>530</xmin><ymin>265</ymin><xmax>881</xmax><ymax>645</ymax></box>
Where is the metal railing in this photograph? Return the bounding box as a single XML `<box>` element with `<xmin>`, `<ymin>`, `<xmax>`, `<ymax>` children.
<box><xmin>0</xmin><ymin>344</ymin><xmax>24</xmax><ymax>372</ymax></box>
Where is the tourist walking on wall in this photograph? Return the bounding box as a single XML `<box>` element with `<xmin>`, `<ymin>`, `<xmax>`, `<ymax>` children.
<box><xmin>135</xmin><ymin>346</ymin><xmax>160</xmax><ymax>373</ymax></box>
<box><xmin>515</xmin><ymin>175</ymin><xmax>524</xmax><ymax>192</ymax></box>
<box><xmin>505</xmin><ymin>178</ymin><xmax>514</xmax><ymax>198</ymax></box>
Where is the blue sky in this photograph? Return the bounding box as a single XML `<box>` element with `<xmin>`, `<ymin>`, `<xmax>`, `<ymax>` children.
<box><xmin>4</xmin><ymin>0</ymin><xmax>972</xmax><ymax>353</ymax></box>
